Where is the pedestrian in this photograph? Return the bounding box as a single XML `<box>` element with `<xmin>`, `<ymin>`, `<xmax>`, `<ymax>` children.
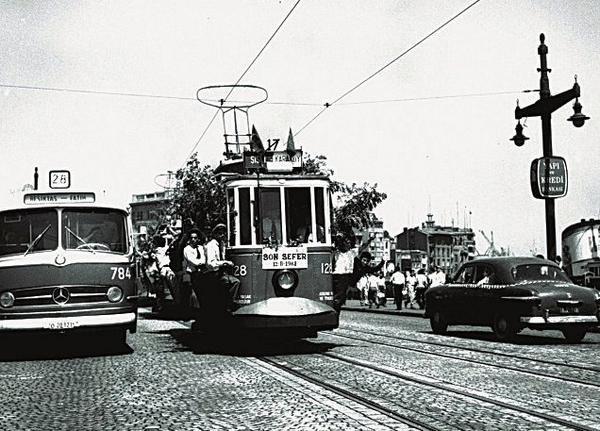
<box><xmin>429</xmin><ymin>266</ymin><xmax>446</xmax><ymax>288</ymax></box>
<box><xmin>332</xmin><ymin>236</ymin><xmax>356</xmax><ymax>313</ymax></box>
<box><xmin>366</xmin><ymin>273</ymin><xmax>379</xmax><ymax>309</ymax></box>
<box><xmin>376</xmin><ymin>271</ymin><xmax>387</xmax><ymax>308</ymax></box>
<box><xmin>183</xmin><ymin>228</ymin><xmax>206</xmax><ymax>317</ymax></box>
<box><xmin>415</xmin><ymin>268</ymin><xmax>429</xmax><ymax>309</ymax></box>
<box><xmin>405</xmin><ymin>270</ymin><xmax>417</xmax><ymax>309</ymax></box>
<box><xmin>204</xmin><ymin>223</ymin><xmax>240</xmax><ymax>316</ymax></box>
<box><xmin>390</xmin><ymin>267</ymin><xmax>406</xmax><ymax>310</ymax></box>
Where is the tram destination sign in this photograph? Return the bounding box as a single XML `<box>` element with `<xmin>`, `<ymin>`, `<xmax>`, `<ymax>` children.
<box><xmin>262</xmin><ymin>246</ymin><xmax>308</xmax><ymax>269</ymax></box>
<box><xmin>243</xmin><ymin>150</ymin><xmax>303</xmax><ymax>173</ymax></box>
<box><xmin>24</xmin><ymin>192</ymin><xmax>96</xmax><ymax>205</ymax></box>
<box><xmin>530</xmin><ymin>156</ymin><xmax>568</xmax><ymax>199</ymax></box>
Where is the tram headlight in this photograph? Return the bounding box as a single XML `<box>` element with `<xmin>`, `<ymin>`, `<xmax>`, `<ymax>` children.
<box><xmin>272</xmin><ymin>270</ymin><xmax>298</xmax><ymax>296</ymax></box>
<box><xmin>0</xmin><ymin>292</ymin><xmax>15</xmax><ymax>308</ymax></box>
<box><xmin>107</xmin><ymin>286</ymin><xmax>123</xmax><ymax>303</ymax></box>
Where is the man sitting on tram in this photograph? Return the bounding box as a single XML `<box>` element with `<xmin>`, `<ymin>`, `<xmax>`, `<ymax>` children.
<box><xmin>205</xmin><ymin>224</ymin><xmax>240</xmax><ymax>314</ymax></box>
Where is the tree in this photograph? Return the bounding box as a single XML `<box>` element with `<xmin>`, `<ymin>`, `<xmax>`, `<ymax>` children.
<box><xmin>168</xmin><ymin>155</ymin><xmax>226</xmax><ymax>232</ymax></box>
<box><xmin>303</xmin><ymin>153</ymin><xmax>387</xmax><ymax>245</ymax></box>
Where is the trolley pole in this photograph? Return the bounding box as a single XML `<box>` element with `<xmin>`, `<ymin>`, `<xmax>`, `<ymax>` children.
<box><xmin>513</xmin><ymin>33</ymin><xmax>588</xmax><ymax>260</ymax></box>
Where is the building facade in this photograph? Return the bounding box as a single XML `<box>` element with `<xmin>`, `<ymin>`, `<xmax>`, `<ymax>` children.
<box><xmin>129</xmin><ymin>190</ymin><xmax>173</xmax><ymax>239</ymax></box>
<box><xmin>395</xmin><ymin>213</ymin><xmax>476</xmax><ymax>274</ymax></box>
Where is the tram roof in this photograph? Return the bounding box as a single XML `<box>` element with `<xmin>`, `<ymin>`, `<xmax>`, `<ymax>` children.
<box><xmin>562</xmin><ymin>218</ymin><xmax>599</xmax><ymax>238</ymax></box>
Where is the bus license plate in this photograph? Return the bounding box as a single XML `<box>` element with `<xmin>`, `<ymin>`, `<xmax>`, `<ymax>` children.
<box><xmin>44</xmin><ymin>320</ymin><xmax>79</xmax><ymax>330</ymax></box>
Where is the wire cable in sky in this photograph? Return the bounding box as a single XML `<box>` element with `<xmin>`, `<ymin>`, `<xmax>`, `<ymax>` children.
<box><xmin>179</xmin><ymin>0</ymin><xmax>302</xmax><ymax>167</ymax></box>
<box><xmin>0</xmin><ymin>83</ymin><xmax>195</xmax><ymax>101</ymax></box>
<box><xmin>294</xmin><ymin>0</ymin><xmax>482</xmax><ymax>136</ymax></box>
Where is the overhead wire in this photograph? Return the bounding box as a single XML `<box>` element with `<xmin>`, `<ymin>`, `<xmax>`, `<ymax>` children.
<box><xmin>294</xmin><ymin>0</ymin><xmax>483</xmax><ymax>137</ymax></box>
<box><xmin>0</xmin><ymin>84</ymin><xmax>534</xmax><ymax>106</ymax></box>
<box><xmin>179</xmin><ymin>0</ymin><xmax>302</xmax><ymax>167</ymax></box>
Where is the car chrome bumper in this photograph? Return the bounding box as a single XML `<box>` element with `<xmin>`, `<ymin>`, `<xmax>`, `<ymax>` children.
<box><xmin>521</xmin><ymin>315</ymin><xmax>599</xmax><ymax>324</ymax></box>
<box><xmin>0</xmin><ymin>312</ymin><xmax>136</xmax><ymax>331</ymax></box>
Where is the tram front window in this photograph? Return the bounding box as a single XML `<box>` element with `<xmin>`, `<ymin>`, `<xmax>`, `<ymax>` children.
<box><xmin>258</xmin><ymin>188</ymin><xmax>282</xmax><ymax>244</ymax></box>
<box><xmin>62</xmin><ymin>209</ymin><xmax>127</xmax><ymax>253</ymax></box>
<box><xmin>0</xmin><ymin>209</ymin><xmax>58</xmax><ymax>256</ymax></box>
<box><xmin>285</xmin><ymin>188</ymin><xmax>325</xmax><ymax>244</ymax></box>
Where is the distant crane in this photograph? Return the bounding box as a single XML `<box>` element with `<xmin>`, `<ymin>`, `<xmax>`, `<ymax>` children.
<box><xmin>479</xmin><ymin>230</ymin><xmax>507</xmax><ymax>256</ymax></box>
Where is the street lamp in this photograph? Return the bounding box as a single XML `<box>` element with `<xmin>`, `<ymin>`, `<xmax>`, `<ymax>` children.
<box><xmin>511</xmin><ymin>33</ymin><xmax>589</xmax><ymax>260</ymax></box>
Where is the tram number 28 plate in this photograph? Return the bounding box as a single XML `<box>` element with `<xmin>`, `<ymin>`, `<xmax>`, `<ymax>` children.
<box><xmin>44</xmin><ymin>320</ymin><xmax>79</xmax><ymax>330</ymax></box>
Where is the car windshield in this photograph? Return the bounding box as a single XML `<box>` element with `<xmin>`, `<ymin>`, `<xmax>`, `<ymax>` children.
<box><xmin>0</xmin><ymin>209</ymin><xmax>58</xmax><ymax>256</ymax></box>
<box><xmin>62</xmin><ymin>209</ymin><xmax>128</xmax><ymax>253</ymax></box>
<box><xmin>513</xmin><ymin>264</ymin><xmax>570</xmax><ymax>282</ymax></box>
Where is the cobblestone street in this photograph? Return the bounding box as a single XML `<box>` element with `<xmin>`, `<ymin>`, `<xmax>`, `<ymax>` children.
<box><xmin>0</xmin><ymin>307</ymin><xmax>598</xmax><ymax>430</ymax></box>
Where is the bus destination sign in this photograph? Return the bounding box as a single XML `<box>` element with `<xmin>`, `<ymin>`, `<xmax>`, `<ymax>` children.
<box><xmin>530</xmin><ymin>156</ymin><xmax>568</xmax><ymax>199</ymax></box>
<box><xmin>24</xmin><ymin>192</ymin><xmax>96</xmax><ymax>205</ymax></box>
<box><xmin>262</xmin><ymin>246</ymin><xmax>308</xmax><ymax>269</ymax></box>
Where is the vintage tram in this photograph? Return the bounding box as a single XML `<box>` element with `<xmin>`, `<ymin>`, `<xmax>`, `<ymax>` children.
<box><xmin>213</xmin><ymin>150</ymin><xmax>339</xmax><ymax>338</ymax></box>
<box><xmin>562</xmin><ymin>218</ymin><xmax>600</xmax><ymax>289</ymax></box>
<box><xmin>0</xmin><ymin>170</ymin><xmax>138</xmax><ymax>343</ymax></box>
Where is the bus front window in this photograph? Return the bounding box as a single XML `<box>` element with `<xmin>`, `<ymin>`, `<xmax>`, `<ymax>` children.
<box><xmin>62</xmin><ymin>209</ymin><xmax>127</xmax><ymax>253</ymax></box>
<box><xmin>0</xmin><ymin>209</ymin><xmax>58</xmax><ymax>256</ymax></box>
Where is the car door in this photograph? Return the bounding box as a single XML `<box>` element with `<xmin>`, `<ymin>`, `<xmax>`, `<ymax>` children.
<box><xmin>471</xmin><ymin>263</ymin><xmax>496</xmax><ymax>325</ymax></box>
<box><xmin>447</xmin><ymin>264</ymin><xmax>476</xmax><ymax>324</ymax></box>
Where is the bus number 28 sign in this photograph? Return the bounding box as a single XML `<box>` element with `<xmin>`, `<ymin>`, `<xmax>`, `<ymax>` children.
<box><xmin>530</xmin><ymin>156</ymin><xmax>568</xmax><ymax>199</ymax></box>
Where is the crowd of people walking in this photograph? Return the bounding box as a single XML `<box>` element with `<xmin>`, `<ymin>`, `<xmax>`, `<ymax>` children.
<box><xmin>332</xmin><ymin>235</ymin><xmax>447</xmax><ymax>311</ymax></box>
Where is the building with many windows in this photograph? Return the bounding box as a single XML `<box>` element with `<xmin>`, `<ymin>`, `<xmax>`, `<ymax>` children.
<box><xmin>129</xmin><ymin>190</ymin><xmax>173</xmax><ymax>240</ymax></box>
<box><xmin>356</xmin><ymin>216</ymin><xmax>393</xmax><ymax>264</ymax></box>
<box><xmin>395</xmin><ymin>213</ymin><xmax>476</xmax><ymax>274</ymax></box>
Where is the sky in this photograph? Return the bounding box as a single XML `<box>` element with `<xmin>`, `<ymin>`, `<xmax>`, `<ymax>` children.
<box><xmin>1</xmin><ymin>0</ymin><xmax>599</xmax><ymax>256</ymax></box>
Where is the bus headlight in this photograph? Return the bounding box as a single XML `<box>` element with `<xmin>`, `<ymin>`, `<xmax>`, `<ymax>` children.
<box><xmin>0</xmin><ymin>292</ymin><xmax>15</xmax><ymax>308</ymax></box>
<box><xmin>272</xmin><ymin>270</ymin><xmax>298</xmax><ymax>297</ymax></box>
<box><xmin>107</xmin><ymin>286</ymin><xmax>123</xmax><ymax>303</ymax></box>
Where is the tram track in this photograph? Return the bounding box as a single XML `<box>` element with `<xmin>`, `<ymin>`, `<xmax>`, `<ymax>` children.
<box><xmin>327</xmin><ymin>328</ymin><xmax>600</xmax><ymax>389</ymax></box>
<box><xmin>317</xmin><ymin>351</ymin><xmax>600</xmax><ymax>431</ymax></box>
<box><xmin>252</xmin><ymin>356</ymin><xmax>444</xmax><ymax>431</ymax></box>
<box><xmin>253</xmin><ymin>352</ymin><xmax>599</xmax><ymax>431</ymax></box>
<box><xmin>342</xmin><ymin>314</ymin><xmax>600</xmax><ymax>372</ymax></box>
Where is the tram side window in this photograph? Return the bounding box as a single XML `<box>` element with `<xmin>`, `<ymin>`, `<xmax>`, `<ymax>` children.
<box><xmin>314</xmin><ymin>187</ymin><xmax>326</xmax><ymax>243</ymax></box>
<box><xmin>62</xmin><ymin>209</ymin><xmax>127</xmax><ymax>253</ymax></box>
<box><xmin>227</xmin><ymin>189</ymin><xmax>236</xmax><ymax>246</ymax></box>
<box><xmin>0</xmin><ymin>209</ymin><xmax>58</xmax><ymax>256</ymax></box>
<box><xmin>257</xmin><ymin>188</ymin><xmax>282</xmax><ymax>244</ymax></box>
<box><xmin>238</xmin><ymin>188</ymin><xmax>252</xmax><ymax>245</ymax></box>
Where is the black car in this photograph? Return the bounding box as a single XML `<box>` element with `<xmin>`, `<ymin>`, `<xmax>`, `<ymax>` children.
<box><xmin>425</xmin><ymin>257</ymin><xmax>600</xmax><ymax>342</ymax></box>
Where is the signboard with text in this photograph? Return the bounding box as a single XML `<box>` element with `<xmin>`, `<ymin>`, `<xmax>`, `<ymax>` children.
<box><xmin>24</xmin><ymin>192</ymin><xmax>96</xmax><ymax>205</ymax></box>
<box><xmin>530</xmin><ymin>156</ymin><xmax>568</xmax><ymax>199</ymax></box>
<box><xmin>243</xmin><ymin>150</ymin><xmax>303</xmax><ymax>173</ymax></box>
<box><xmin>261</xmin><ymin>246</ymin><xmax>308</xmax><ymax>269</ymax></box>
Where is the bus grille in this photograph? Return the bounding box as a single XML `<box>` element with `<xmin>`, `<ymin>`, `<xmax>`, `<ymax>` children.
<box><xmin>12</xmin><ymin>285</ymin><xmax>111</xmax><ymax>306</ymax></box>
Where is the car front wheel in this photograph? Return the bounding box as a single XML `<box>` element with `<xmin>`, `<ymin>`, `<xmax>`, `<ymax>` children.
<box><xmin>562</xmin><ymin>327</ymin><xmax>587</xmax><ymax>343</ymax></box>
<box><xmin>430</xmin><ymin>310</ymin><xmax>448</xmax><ymax>335</ymax></box>
<box><xmin>492</xmin><ymin>313</ymin><xmax>518</xmax><ymax>341</ymax></box>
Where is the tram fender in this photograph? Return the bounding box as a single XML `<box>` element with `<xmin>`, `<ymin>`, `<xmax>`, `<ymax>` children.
<box><xmin>234</xmin><ymin>297</ymin><xmax>334</xmax><ymax>316</ymax></box>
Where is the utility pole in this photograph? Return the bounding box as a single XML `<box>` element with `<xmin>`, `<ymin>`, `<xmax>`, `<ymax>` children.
<box><xmin>511</xmin><ymin>34</ymin><xmax>589</xmax><ymax>260</ymax></box>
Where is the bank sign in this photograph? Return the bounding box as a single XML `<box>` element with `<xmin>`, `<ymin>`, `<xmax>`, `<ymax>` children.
<box><xmin>262</xmin><ymin>246</ymin><xmax>308</xmax><ymax>269</ymax></box>
<box><xmin>530</xmin><ymin>156</ymin><xmax>568</xmax><ymax>199</ymax></box>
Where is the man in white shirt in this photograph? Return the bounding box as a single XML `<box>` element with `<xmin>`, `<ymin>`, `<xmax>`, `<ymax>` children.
<box><xmin>390</xmin><ymin>268</ymin><xmax>406</xmax><ymax>310</ymax></box>
<box><xmin>183</xmin><ymin>229</ymin><xmax>206</xmax><ymax>313</ymax></box>
<box><xmin>332</xmin><ymin>237</ymin><xmax>356</xmax><ymax>313</ymax></box>
<box><xmin>205</xmin><ymin>224</ymin><xmax>239</xmax><ymax>315</ymax></box>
